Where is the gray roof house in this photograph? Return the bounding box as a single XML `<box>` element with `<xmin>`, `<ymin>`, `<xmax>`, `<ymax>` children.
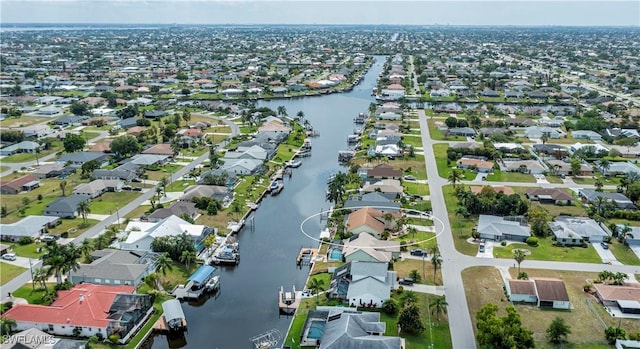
<box><xmin>44</xmin><ymin>196</ymin><xmax>89</xmax><ymax>218</ymax></box>
<box><xmin>606</xmin><ymin>162</ymin><xmax>640</xmax><ymax>176</ymax></box>
<box><xmin>57</xmin><ymin>152</ymin><xmax>110</xmax><ymax>167</ymax></box>
<box><xmin>179</xmin><ymin>185</ymin><xmax>232</xmax><ymax>202</ymax></box>
<box><xmin>571</xmin><ymin>130</ymin><xmax>603</xmax><ymax>141</ymax></box>
<box><xmin>616</xmin><ymin>224</ymin><xmax>640</xmax><ymax>246</ymax></box>
<box><xmin>448</xmin><ymin>127</ymin><xmax>477</xmax><ymax>137</ymax></box>
<box><xmin>73</xmin><ymin>179</ymin><xmax>123</xmax><ymax>198</ymax></box>
<box><xmin>549</xmin><ymin>216</ymin><xmax>612</xmax><ymax>244</ymax></box>
<box><xmin>477</xmin><ymin>215</ymin><xmax>531</xmax><ymax>242</ymax></box>
<box><xmin>147</xmin><ymin>201</ymin><xmax>198</xmax><ymax>222</ymax></box>
<box><xmin>578</xmin><ymin>189</ymin><xmax>636</xmax><ymax>210</ymax></box>
<box><xmin>0</xmin><ymin>215</ymin><xmax>60</xmax><ymax>241</ymax></box>
<box><xmin>343</xmin><ymin>192</ymin><xmax>401</xmax><ymax>213</ymax></box>
<box><xmin>0</xmin><ymin>141</ymin><xmax>41</xmax><ymax>156</ymax></box>
<box><xmin>524</xmin><ymin>126</ymin><xmax>564</xmax><ymax>139</ymax></box>
<box><xmin>219</xmin><ymin>158</ymin><xmax>263</xmax><ymax>175</ymax></box>
<box><xmin>330</xmin><ymin>261</ymin><xmax>396</xmax><ymax>308</ymax></box>
<box><xmin>69</xmin><ymin>249</ymin><xmax>158</xmax><ymax>286</ymax></box>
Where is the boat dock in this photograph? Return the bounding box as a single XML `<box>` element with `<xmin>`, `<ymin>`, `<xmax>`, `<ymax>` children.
<box><xmin>210</xmin><ymin>239</ymin><xmax>240</xmax><ymax>265</ymax></box>
<box><xmin>172</xmin><ymin>265</ymin><xmax>218</xmax><ymax>300</ymax></box>
<box><xmin>296</xmin><ymin>247</ymin><xmax>320</xmax><ymax>266</ymax></box>
<box><xmin>278</xmin><ymin>285</ymin><xmax>301</xmax><ymax>315</ymax></box>
<box><xmin>153</xmin><ymin>299</ymin><xmax>187</xmax><ymax>333</ymax></box>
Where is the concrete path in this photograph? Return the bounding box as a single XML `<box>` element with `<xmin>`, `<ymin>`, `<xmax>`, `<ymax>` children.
<box><xmin>592</xmin><ymin>242</ymin><xmax>621</xmax><ymax>265</ymax></box>
<box><xmin>400</xmin><ymin>283</ymin><xmax>445</xmax><ymax>296</ymax></box>
<box><xmin>87</xmin><ymin>213</ymin><xmax>110</xmax><ymax>221</ymax></box>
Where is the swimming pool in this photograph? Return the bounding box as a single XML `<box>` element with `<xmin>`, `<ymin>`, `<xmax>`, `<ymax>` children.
<box><xmin>307</xmin><ymin>320</ymin><xmax>326</xmax><ymax>339</ymax></box>
<box><xmin>329</xmin><ymin>249</ymin><xmax>343</xmax><ymax>261</ymax></box>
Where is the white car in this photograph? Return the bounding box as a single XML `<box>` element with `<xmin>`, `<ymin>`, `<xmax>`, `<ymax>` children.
<box><xmin>2</xmin><ymin>253</ymin><xmax>17</xmax><ymax>261</ymax></box>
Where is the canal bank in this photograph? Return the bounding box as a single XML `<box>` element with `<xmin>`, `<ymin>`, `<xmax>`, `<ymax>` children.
<box><xmin>147</xmin><ymin>56</ymin><xmax>386</xmax><ymax>349</ymax></box>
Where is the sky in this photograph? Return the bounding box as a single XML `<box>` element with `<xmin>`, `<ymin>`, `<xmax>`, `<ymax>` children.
<box><xmin>0</xmin><ymin>0</ymin><xmax>638</xmax><ymax>26</ymax></box>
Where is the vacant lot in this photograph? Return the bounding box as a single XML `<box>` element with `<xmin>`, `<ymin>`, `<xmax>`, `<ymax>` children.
<box><xmin>0</xmin><ymin>262</ymin><xmax>27</xmax><ymax>285</ymax></box>
<box><xmin>485</xmin><ymin>169</ymin><xmax>535</xmax><ymax>183</ymax></box>
<box><xmin>462</xmin><ymin>266</ymin><xmax>640</xmax><ymax>349</ymax></box>
<box><xmin>89</xmin><ymin>191</ymin><xmax>141</xmax><ymax>214</ymax></box>
<box><xmin>493</xmin><ymin>238</ymin><xmax>601</xmax><ymax>263</ymax></box>
<box><xmin>433</xmin><ymin>143</ymin><xmax>476</xmax><ymax>180</ymax></box>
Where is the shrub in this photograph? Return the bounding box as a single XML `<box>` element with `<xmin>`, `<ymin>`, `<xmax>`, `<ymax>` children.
<box><xmin>381</xmin><ymin>299</ymin><xmax>398</xmax><ymax>315</ymax></box>
<box><xmin>108</xmin><ymin>334</ymin><xmax>121</xmax><ymax>344</ymax></box>
<box><xmin>526</xmin><ymin>237</ymin><xmax>539</xmax><ymax>246</ymax></box>
<box><xmin>54</xmin><ymin>280</ymin><xmax>72</xmax><ymax>291</ymax></box>
<box><xmin>18</xmin><ymin>236</ymin><xmax>33</xmax><ymax>245</ymax></box>
<box><xmin>61</xmin><ymin>231</ymin><xmax>69</xmax><ymax>238</ymax></box>
<box><xmin>501</xmin><ymin>241</ymin><xmax>507</xmax><ymax>246</ymax></box>
<box><xmin>517</xmin><ymin>272</ymin><xmax>529</xmax><ymax>280</ymax></box>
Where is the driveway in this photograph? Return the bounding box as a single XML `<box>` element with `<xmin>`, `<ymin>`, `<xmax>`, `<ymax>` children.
<box><xmin>1</xmin><ymin>255</ymin><xmax>39</xmax><ymax>269</ymax></box>
<box><xmin>593</xmin><ymin>242</ymin><xmax>621</xmax><ymax>265</ymax></box>
<box><xmin>475</xmin><ymin>241</ymin><xmax>494</xmax><ymax>258</ymax></box>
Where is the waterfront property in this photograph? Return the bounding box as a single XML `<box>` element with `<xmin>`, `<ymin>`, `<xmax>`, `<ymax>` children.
<box><xmin>69</xmin><ymin>249</ymin><xmax>158</xmax><ymax>286</ymax></box>
<box><xmin>329</xmin><ymin>261</ymin><xmax>396</xmax><ymax>308</ymax></box>
<box><xmin>156</xmin><ymin>299</ymin><xmax>187</xmax><ymax>333</ymax></box>
<box><xmin>1</xmin><ymin>283</ymin><xmax>153</xmax><ymax>343</ymax></box>
<box><xmin>172</xmin><ymin>265</ymin><xmax>217</xmax><ymax>300</ymax></box>
<box><xmin>119</xmin><ymin>215</ymin><xmax>214</xmax><ymax>253</ymax></box>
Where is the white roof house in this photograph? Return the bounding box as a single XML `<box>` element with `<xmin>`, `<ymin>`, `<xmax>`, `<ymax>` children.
<box><xmin>120</xmin><ymin>215</ymin><xmax>211</xmax><ymax>252</ymax></box>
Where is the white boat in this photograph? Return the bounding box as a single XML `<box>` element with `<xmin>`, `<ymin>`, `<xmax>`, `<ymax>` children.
<box><xmin>287</xmin><ymin>160</ymin><xmax>302</xmax><ymax>168</ymax></box>
<box><xmin>205</xmin><ymin>275</ymin><xmax>220</xmax><ymax>292</ymax></box>
<box><xmin>269</xmin><ymin>180</ymin><xmax>284</xmax><ymax>195</ymax></box>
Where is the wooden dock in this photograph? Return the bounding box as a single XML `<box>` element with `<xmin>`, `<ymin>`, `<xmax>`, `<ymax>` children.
<box><xmin>153</xmin><ymin>316</ymin><xmax>187</xmax><ymax>334</ymax></box>
<box><xmin>296</xmin><ymin>247</ymin><xmax>320</xmax><ymax>266</ymax></box>
<box><xmin>278</xmin><ymin>286</ymin><xmax>301</xmax><ymax>315</ymax></box>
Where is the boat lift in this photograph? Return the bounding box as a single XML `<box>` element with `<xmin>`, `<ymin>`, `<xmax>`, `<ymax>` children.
<box><xmin>249</xmin><ymin>329</ymin><xmax>282</xmax><ymax>349</ymax></box>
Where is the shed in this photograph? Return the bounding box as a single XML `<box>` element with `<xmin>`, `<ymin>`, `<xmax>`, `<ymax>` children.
<box><xmin>162</xmin><ymin>299</ymin><xmax>186</xmax><ymax>331</ymax></box>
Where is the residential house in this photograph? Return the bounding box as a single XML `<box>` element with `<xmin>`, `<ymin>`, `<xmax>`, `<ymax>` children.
<box><xmin>128</xmin><ymin>154</ymin><xmax>170</xmax><ymax>167</ymax></box>
<box><xmin>448</xmin><ymin>127</ymin><xmax>477</xmax><ymax>137</ymax></box>
<box><xmin>32</xmin><ymin>163</ymin><xmax>66</xmax><ymax>179</ymax></box>
<box><xmin>525</xmin><ymin>188</ymin><xmax>574</xmax><ymax>205</ymax></box>
<box><xmin>44</xmin><ymin>196</ymin><xmax>89</xmax><ymax>218</ymax></box>
<box><xmin>0</xmin><ymin>216</ymin><xmax>60</xmax><ymax>241</ymax></box>
<box><xmin>147</xmin><ymin>201</ymin><xmax>198</xmax><ymax>222</ymax></box>
<box><xmin>346</xmin><ymin>207</ymin><xmax>388</xmax><ymax>239</ymax></box>
<box><xmin>572</xmin><ymin>130</ymin><xmax>603</xmax><ymax>141</ymax></box>
<box><xmin>607</xmin><ymin>162</ymin><xmax>640</xmax><ymax>177</ymax></box>
<box><xmin>470</xmin><ymin>185</ymin><xmax>514</xmax><ymax>196</ymax></box>
<box><xmin>375</xmin><ymin>111</ymin><xmax>402</xmax><ymax>120</ymax></box>
<box><xmin>618</xmin><ymin>225</ymin><xmax>640</xmax><ymax>246</ymax></box>
<box><xmin>223</xmin><ymin>146</ymin><xmax>268</xmax><ymax>161</ymax></box>
<box><xmin>142</xmin><ymin>143</ymin><xmax>176</xmax><ymax>156</ymax></box>
<box><xmin>593</xmin><ymin>283</ymin><xmax>640</xmax><ymax>314</ymax></box>
<box><xmin>177</xmin><ymin>128</ymin><xmax>205</xmax><ymax>147</ymax></box>
<box><xmin>499</xmin><ymin>159</ymin><xmax>547</xmax><ymax>174</ymax></box>
<box><xmin>88</xmin><ymin>140</ymin><xmax>112</xmax><ymax>153</ymax></box>
<box><xmin>299</xmin><ymin>307</ymin><xmax>402</xmax><ymax>349</ymax></box>
<box><xmin>606</xmin><ymin>128</ymin><xmax>640</xmax><ymax>140</ymax></box>
<box><xmin>1</xmin><ymin>284</ymin><xmax>153</xmax><ymax>343</ymax></box>
<box><xmin>524</xmin><ymin>126</ymin><xmax>564</xmax><ymax>139</ymax></box>
<box><xmin>366</xmin><ymin>164</ymin><xmax>402</xmax><ymax>180</ymax></box>
<box><xmin>546</xmin><ymin>159</ymin><xmax>593</xmax><ymax>176</ymax></box>
<box><xmin>570</xmin><ymin>142</ymin><xmax>609</xmax><ymax>155</ymax></box>
<box><xmin>73</xmin><ymin>179</ymin><xmax>123</xmax><ymax>198</ymax></box>
<box><xmin>91</xmin><ymin>169</ymin><xmax>137</xmax><ymax>181</ymax></box>
<box><xmin>533</xmin><ymin>144</ymin><xmax>568</xmax><ymax>158</ymax></box>
<box><xmin>477</xmin><ymin>215</ymin><xmax>531</xmax><ymax>242</ymax></box>
<box><xmin>19</xmin><ymin>125</ymin><xmax>53</xmax><ymax>138</ymax></box>
<box><xmin>506</xmin><ymin>278</ymin><xmax>571</xmax><ymax>309</ymax></box>
<box><xmin>373</xmin><ymin>144</ymin><xmax>400</xmax><ymax>158</ymax></box>
<box><xmin>69</xmin><ymin>250</ymin><xmax>158</xmax><ymax>286</ymax></box>
<box><xmin>578</xmin><ymin>189</ymin><xmax>636</xmax><ymax>210</ymax></box>
<box><xmin>257</xmin><ymin>119</ymin><xmax>292</xmax><ymax>134</ymax></box>
<box><xmin>219</xmin><ymin>158</ymin><xmax>263</xmax><ymax>175</ymax></box>
<box><xmin>343</xmin><ymin>192</ymin><xmax>400</xmax><ymax>213</ymax></box>
<box><xmin>179</xmin><ymin>185</ymin><xmax>232</xmax><ymax>202</ymax></box>
<box><xmin>329</xmin><ymin>261</ymin><xmax>397</xmax><ymax>308</ymax></box>
<box><xmin>0</xmin><ymin>175</ymin><xmax>40</xmax><ymax>194</ymax></box>
<box><xmin>548</xmin><ymin>216</ymin><xmax>611</xmax><ymax>245</ymax></box>
<box><xmin>0</xmin><ymin>141</ymin><xmax>40</xmax><ymax>156</ymax></box>
<box><xmin>120</xmin><ymin>215</ymin><xmax>214</xmax><ymax>253</ymax></box>
<box><xmin>57</xmin><ymin>152</ymin><xmax>110</xmax><ymax>168</ymax></box>
<box><xmin>456</xmin><ymin>157</ymin><xmax>494</xmax><ymax>173</ymax></box>
<box><xmin>361</xmin><ymin>179</ymin><xmax>404</xmax><ymax>198</ymax></box>
<box><xmin>341</xmin><ymin>233</ymin><xmax>400</xmax><ymax>263</ymax></box>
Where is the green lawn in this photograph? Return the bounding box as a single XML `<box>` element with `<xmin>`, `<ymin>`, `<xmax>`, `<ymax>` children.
<box><xmin>8</xmin><ymin>242</ymin><xmax>46</xmax><ymax>259</ymax></box>
<box><xmin>0</xmin><ymin>262</ymin><xmax>27</xmax><ymax>285</ymax></box>
<box><xmin>12</xmin><ymin>283</ymin><xmax>57</xmax><ymax>304</ymax></box>
<box><xmin>545</xmin><ymin>175</ymin><xmax>564</xmax><ymax>184</ymax></box>
<box><xmin>403</xmin><ymin>181</ymin><xmax>430</xmax><ymax>196</ymax></box>
<box><xmin>306</xmin><ymin>272</ymin><xmax>332</xmax><ymax>290</ymax></box>
<box><xmin>609</xmin><ymin>238</ymin><xmax>640</xmax><ymax>265</ymax></box>
<box><xmin>432</xmin><ymin>143</ymin><xmax>475</xmax><ymax>181</ymax></box>
<box><xmin>48</xmin><ymin>218</ymin><xmax>99</xmax><ymax>238</ymax></box>
<box><xmin>273</xmin><ymin>144</ymin><xmax>298</xmax><ymax>163</ymax></box>
<box><xmin>1</xmin><ymin>148</ymin><xmax>59</xmax><ymax>163</ymax></box>
<box><xmin>493</xmin><ymin>238</ymin><xmax>601</xmax><ymax>263</ymax></box>
<box><xmin>166</xmin><ymin>179</ymin><xmax>195</xmax><ymax>192</ymax></box>
<box><xmin>485</xmin><ymin>170</ymin><xmax>535</xmax><ymax>183</ymax></box>
<box><xmin>89</xmin><ymin>191</ymin><xmax>141</xmax><ymax>214</ymax></box>
<box><xmin>442</xmin><ymin>185</ymin><xmax>480</xmax><ymax>256</ymax></box>
<box><xmin>573</xmin><ymin>176</ymin><xmax>621</xmax><ymax>186</ymax></box>
<box><xmin>145</xmin><ymin>164</ymin><xmax>184</xmax><ymax>181</ymax></box>
<box><xmin>427</xmin><ymin>119</ymin><xmax>466</xmax><ymax>141</ymax></box>
<box><xmin>402</xmin><ymin>135</ymin><xmax>423</xmax><ymax>148</ymax></box>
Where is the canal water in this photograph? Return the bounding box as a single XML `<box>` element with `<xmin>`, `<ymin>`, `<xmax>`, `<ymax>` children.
<box><xmin>148</xmin><ymin>56</ymin><xmax>385</xmax><ymax>349</ymax></box>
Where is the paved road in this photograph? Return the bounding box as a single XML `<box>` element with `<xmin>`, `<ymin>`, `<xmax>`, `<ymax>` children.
<box><xmin>1</xmin><ymin>117</ymin><xmax>239</xmax><ymax>297</ymax></box>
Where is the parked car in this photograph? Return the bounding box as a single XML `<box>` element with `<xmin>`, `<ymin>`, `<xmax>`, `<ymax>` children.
<box><xmin>122</xmin><ymin>185</ymin><xmax>133</xmax><ymax>191</ymax></box>
<box><xmin>479</xmin><ymin>244</ymin><xmax>486</xmax><ymax>253</ymax></box>
<box><xmin>410</xmin><ymin>249</ymin><xmax>427</xmax><ymax>257</ymax></box>
<box><xmin>403</xmin><ymin>175</ymin><xmax>417</xmax><ymax>181</ymax></box>
<box><xmin>2</xmin><ymin>253</ymin><xmax>17</xmax><ymax>261</ymax></box>
<box><xmin>132</xmin><ymin>187</ymin><xmax>143</xmax><ymax>191</ymax></box>
<box><xmin>398</xmin><ymin>277</ymin><xmax>414</xmax><ymax>286</ymax></box>
<box><xmin>131</xmin><ymin>178</ymin><xmax>142</xmax><ymax>183</ymax></box>
<box><xmin>600</xmin><ymin>242</ymin><xmax>609</xmax><ymax>250</ymax></box>
<box><xmin>41</xmin><ymin>235</ymin><xmax>59</xmax><ymax>242</ymax></box>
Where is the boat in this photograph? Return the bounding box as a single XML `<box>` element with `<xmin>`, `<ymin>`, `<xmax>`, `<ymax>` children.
<box><xmin>269</xmin><ymin>180</ymin><xmax>284</xmax><ymax>195</ymax></box>
<box><xmin>205</xmin><ymin>275</ymin><xmax>221</xmax><ymax>292</ymax></box>
<box><xmin>278</xmin><ymin>285</ymin><xmax>301</xmax><ymax>315</ymax></box>
<box><xmin>327</xmin><ymin>173</ymin><xmax>337</xmax><ymax>183</ymax></box>
<box><xmin>286</xmin><ymin>160</ymin><xmax>302</xmax><ymax>168</ymax></box>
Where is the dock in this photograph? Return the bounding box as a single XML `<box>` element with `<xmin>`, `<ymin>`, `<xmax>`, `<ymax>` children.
<box><xmin>154</xmin><ymin>299</ymin><xmax>187</xmax><ymax>333</ymax></box>
<box><xmin>172</xmin><ymin>265</ymin><xmax>218</xmax><ymax>300</ymax></box>
<box><xmin>296</xmin><ymin>247</ymin><xmax>320</xmax><ymax>266</ymax></box>
<box><xmin>278</xmin><ymin>286</ymin><xmax>301</xmax><ymax>315</ymax></box>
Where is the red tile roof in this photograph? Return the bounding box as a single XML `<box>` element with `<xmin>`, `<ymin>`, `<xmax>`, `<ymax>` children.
<box><xmin>2</xmin><ymin>284</ymin><xmax>135</xmax><ymax>328</ymax></box>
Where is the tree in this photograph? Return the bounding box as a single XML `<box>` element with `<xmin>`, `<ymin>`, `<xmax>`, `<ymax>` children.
<box><xmin>116</xmin><ymin>105</ymin><xmax>138</xmax><ymax>119</ymax></box>
<box><xmin>277</xmin><ymin>105</ymin><xmax>287</xmax><ymax>117</ymax></box>
<box><xmin>63</xmin><ymin>133</ymin><xmax>86</xmax><ymax>153</ymax></box>
<box><xmin>431</xmin><ymin>248</ymin><xmax>442</xmax><ymax>284</ymax></box>
<box><xmin>59</xmin><ymin>180</ymin><xmax>67</xmax><ymax>197</ymax></box>
<box><xmin>547</xmin><ymin>317</ymin><xmax>571</xmax><ymax>344</ymax></box>
<box><xmin>409</xmin><ymin>269</ymin><xmax>421</xmax><ymax>283</ymax></box>
<box><xmin>77</xmin><ymin>200</ymin><xmax>91</xmax><ymax>224</ymax></box>
<box><xmin>326</xmin><ymin>172</ymin><xmax>347</xmax><ymax>205</ymax></box>
<box><xmin>570</xmin><ymin>157</ymin><xmax>582</xmax><ymax>175</ymax></box>
<box><xmin>0</xmin><ymin>317</ymin><xmax>16</xmax><ymax>336</ymax></box>
<box><xmin>155</xmin><ymin>252</ymin><xmax>173</xmax><ymax>276</ymax></box>
<box><xmin>182</xmin><ymin>109</ymin><xmax>191</xmax><ymax>126</ymax></box>
<box><xmin>158</xmin><ymin>177</ymin><xmax>169</xmax><ymax>198</ymax></box>
<box><xmin>527</xmin><ymin>205</ymin><xmax>550</xmax><ymax>237</ymax></box>
<box><xmin>476</xmin><ymin>304</ymin><xmax>534</xmax><ymax>349</ymax></box>
<box><xmin>381</xmin><ymin>299</ymin><xmax>398</xmax><ymax>315</ymax></box>
<box><xmin>605</xmin><ymin>326</ymin><xmax>626</xmax><ymax>344</ymax></box>
<box><xmin>81</xmin><ymin>160</ymin><xmax>100</xmax><ymax>178</ymax></box>
<box><xmin>32</xmin><ymin>267</ymin><xmax>49</xmax><ymax>290</ymax></box>
<box><xmin>398</xmin><ymin>303</ymin><xmax>425</xmax><ymax>334</ymax></box>
<box><xmin>180</xmin><ymin>250</ymin><xmax>197</xmax><ymax>270</ymax></box>
<box><xmin>209</xmin><ymin>147</ymin><xmax>220</xmax><ymax>168</ymax></box>
<box><xmin>430</xmin><ymin>295</ymin><xmax>448</xmax><ymax>326</ymax></box>
<box><xmin>513</xmin><ymin>249</ymin><xmax>526</xmax><ymax>275</ymax></box>
<box><xmin>308</xmin><ymin>277</ymin><xmax>325</xmax><ymax>299</ymax></box>
<box><xmin>70</xmin><ymin>102</ymin><xmax>89</xmax><ymax>116</ymax></box>
<box><xmin>595</xmin><ymin>179</ymin><xmax>604</xmax><ymax>192</ymax></box>
<box><xmin>447</xmin><ymin>168</ymin><xmax>464</xmax><ymax>188</ymax></box>
<box><xmin>110</xmin><ymin>135</ymin><xmax>140</xmax><ymax>158</ymax></box>
<box><xmin>599</xmin><ymin>159</ymin><xmax>611</xmax><ymax>177</ymax></box>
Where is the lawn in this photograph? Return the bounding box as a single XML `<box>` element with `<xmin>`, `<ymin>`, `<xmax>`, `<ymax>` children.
<box><xmin>573</xmin><ymin>176</ymin><xmax>621</xmax><ymax>186</ymax></box>
<box><xmin>12</xmin><ymin>283</ymin><xmax>57</xmax><ymax>305</ymax></box>
<box><xmin>124</xmin><ymin>204</ymin><xmax>152</xmax><ymax>219</ymax></box>
<box><xmin>48</xmin><ymin>218</ymin><xmax>99</xmax><ymax>239</ymax></box>
<box><xmin>529</xmin><ymin>201</ymin><xmax>588</xmax><ymax>217</ymax></box>
<box><xmin>89</xmin><ymin>191</ymin><xmax>142</xmax><ymax>214</ymax></box>
<box><xmin>0</xmin><ymin>166</ymin><xmax>9</xmax><ymax>172</ymax></box>
<box><xmin>145</xmin><ymin>164</ymin><xmax>184</xmax><ymax>181</ymax></box>
<box><xmin>462</xmin><ymin>266</ymin><xmax>627</xmax><ymax>349</ymax></box>
<box><xmin>433</xmin><ymin>143</ymin><xmax>475</xmax><ymax>180</ymax></box>
<box><xmin>545</xmin><ymin>175</ymin><xmax>564</xmax><ymax>184</ymax></box>
<box><xmin>0</xmin><ymin>116</ymin><xmax>51</xmax><ymax>128</ymax></box>
<box><xmin>393</xmin><ymin>256</ymin><xmax>442</xmax><ymax>285</ymax></box>
<box><xmin>485</xmin><ymin>170</ymin><xmax>535</xmax><ymax>183</ymax></box>
<box><xmin>403</xmin><ymin>181</ymin><xmax>430</xmax><ymax>196</ymax></box>
<box><xmin>165</xmin><ymin>179</ymin><xmax>195</xmax><ymax>192</ymax></box>
<box><xmin>442</xmin><ymin>185</ymin><xmax>481</xmax><ymax>256</ymax></box>
<box><xmin>8</xmin><ymin>242</ymin><xmax>46</xmax><ymax>259</ymax></box>
<box><xmin>0</xmin><ymin>262</ymin><xmax>27</xmax><ymax>285</ymax></box>
<box><xmin>1</xmin><ymin>146</ymin><xmax>59</xmax><ymax>163</ymax></box>
<box><xmin>273</xmin><ymin>144</ymin><xmax>298</xmax><ymax>163</ymax></box>
<box><xmin>402</xmin><ymin>135</ymin><xmax>423</xmax><ymax>148</ymax></box>
<box><xmin>608</xmin><ymin>238</ymin><xmax>640</xmax><ymax>265</ymax></box>
<box><xmin>427</xmin><ymin>119</ymin><xmax>466</xmax><ymax>141</ymax></box>
<box><xmin>306</xmin><ymin>272</ymin><xmax>332</xmax><ymax>290</ymax></box>
<box><xmin>493</xmin><ymin>237</ymin><xmax>601</xmax><ymax>263</ymax></box>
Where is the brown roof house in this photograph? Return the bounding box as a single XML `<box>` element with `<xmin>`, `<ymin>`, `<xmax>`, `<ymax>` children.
<box><xmin>525</xmin><ymin>188</ymin><xmax>574</xmax><ymax>205</ymax></box>
<box><xmin>346</xmin><ymin>207</ymin><xmax>398</xmax><ymax>239</ymax></box>
<box><xmin>506</xmin><ymin>278</ymin><xmax>571</xmax><ymax>309</ymax></box>
<box><xmin>0</xmin><ymin>175</ymin><xmax>40</xmax><ymax>194</ymax></box>
<box><xmin>143</xmin><ymin>143</ymin><xmax>175</xmax><ymax>156</ymax></box>
<box><xmin>470</xmin><ymin>185</ymin><xmax>514</xmax><ymax>196</ymax></box>
<box><xmin>366</xmin><ymin>164</ymin><xmax>402</xmax><ymax>179</ymax></box>
<box><xmin>456</xmin><ymin>156</ymin><xmax>494</xmax><ymax>173</ymax></box>
<box><xmin>593</xmin><ymin>283</ymin><xmax>640</xmax><ymax>315</ymax></box>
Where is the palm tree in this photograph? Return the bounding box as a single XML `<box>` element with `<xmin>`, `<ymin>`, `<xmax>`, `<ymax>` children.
<box><xmin>599</xmin><ymin>160</ymin><xmax>611</xmax><ymax>177</ymax></box>
<box><xmin>32</xmin><ymin>266</ymin><xmax>49</xmax><ymax>290</ymax></box>
<box><xmin>79</xmin><ymin>238</ymin><xmax>93</xmax><ymax>261</ymax></box>
<box><xmin>155</xmin><ymin>253</ymin><xmax>173</xmax><ymax>276</ymax></box>
<box><xmin>447</xmin><ymin>168</ymin><xmax>464</xmax><ymax>188</ymax></box>
<box><xmin>77</xmin><ymin>200</ymin><xmax>91</xmax><ymax>224</ymax></box>
<box><xmin>277</xmin><ymin>105</ymin><xmax>287</xmax><ymax>117</ymax></box>
<box><xmin>407</xmin><ymin>226</ymin><xmax>418</xmax><ymax>239</ymax></box>
<box><xmin>180</xmin><ymin>250</ymin><xmax>197</xmax><ymax>270</ymax></box>
<box><xmin>0</xmin><ymin>317</ymin><xmax>16</xmax><ymax>336</ymax></box>
<box><xmin>230</xmin><ymin>200</ymin><xmax>243</xmax><ymax>220</ymax></box>
<box><xmin>595</xmin><ymin>179</ymin><xmax>604</xmax><ymax>192</ymax></box>
<box><xmin>309</xmin><ymin>277</ymin><xmax>325</xmax><ymax>300</ymax></box>
<box><xmin>431</xmin><ymin>248</ymin><xmax>442</xmax><ymax>284</ymax></box>
<box><xmin>430</xmin><ymin>295</ymin><xmax>448</xmax><ymax>326</ymax></box>
<box><xmin>158</xmin><ymin>177</ymin><xmax>169</xmax><ymax>197</ymax></box>
<box><xmin>144</xmin><ymin>273</ymin><xmax>159</xmax><ymax>290</ymax></box>
<box><xmin>514</xmin><ymin>249</ymin><xmax>526</xmax><ymax>275</ymax></box>
<box><xmin>620</xmin><ymin>225</ymin><xmax>632</xmax><ymax>243</ymax></box>
<box><xmin>296</xmin><ymin>110</ymin><xmax>305</xmax><ymax>122</ymax></box>
<box><xmin>43</xmin><ymin>243</ymin><xmax>67</xmax><ymax>284</ymax></box>
<box><xmin>59</xmin><ymin>180</ymin><xmax>67</xmax><ymax>197</ymax></box>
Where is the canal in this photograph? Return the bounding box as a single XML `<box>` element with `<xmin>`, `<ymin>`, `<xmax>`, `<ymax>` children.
<box><xmin>148</xmin><ymin>56</ymin><xmax>386</xmax><ymax>349</ymax></box>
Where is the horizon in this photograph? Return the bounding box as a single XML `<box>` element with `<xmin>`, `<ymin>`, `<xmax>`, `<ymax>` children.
<box><xmin>1</xmin><ymin>1</ymin><xmax>639</xmax><ymax>27</ymax></box>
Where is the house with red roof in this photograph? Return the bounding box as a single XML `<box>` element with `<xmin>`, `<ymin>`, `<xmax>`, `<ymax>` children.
<box><xmin>1</xmin><ymin>283</ymin><xmax>153</xmax><ymax>343</ymax></box>
<box><xmin>0</xmin><ymin>175</ymin><xmax>40</xmax><ymax>195</ymax></box>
